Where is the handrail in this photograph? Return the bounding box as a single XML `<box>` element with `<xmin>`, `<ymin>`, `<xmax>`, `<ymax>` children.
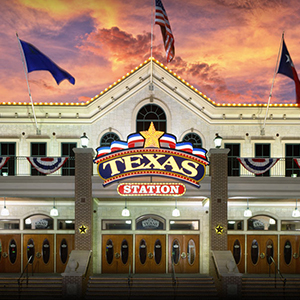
<box><xmin>171</xmin><ymin>255</ymin><xmax>177</xmax><ymax>287</ymax></box>
<box><xmin>268</xmin><ymin>256</ymin><xmax>286</xmax><ymax>290</ymax></box>
<box><xmin>127</xmin><ymin>256</ymin><xmax>132</xmax><ymax>299</ymax></box>
<box><xmin>18</xmin><ymin>255</ymin><xmax>33</xmax><ymax>295</ymax></box>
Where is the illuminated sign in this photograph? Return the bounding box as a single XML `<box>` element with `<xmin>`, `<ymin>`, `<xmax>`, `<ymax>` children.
<box><xmin>117</xmin><ymin>183</ymin><xmax>186</xmax><ymax>196</ymax></box>
<box><xmin>94</xmin><ymin>123</ymin><xmax>209</xmax><ymax>187</ymax></box>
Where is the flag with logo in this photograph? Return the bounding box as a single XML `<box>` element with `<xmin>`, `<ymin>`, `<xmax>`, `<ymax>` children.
<box><xmin>155</xmin><ymin>0</ymin><xmax>175</xmax><ymax>62</ymax></box>
<box><xmin>277</xmin><ymin>37</ymin><xmax>300</xmax><ymax>104</ymax></box>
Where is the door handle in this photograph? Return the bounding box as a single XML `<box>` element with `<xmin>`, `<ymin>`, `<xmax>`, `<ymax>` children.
<box><xmin>260</xmin><ymin>252</ymin><xmax>265</xmax><ymax>259</ymax></box>
<box><xmin>148</xmin><ymin>252</ymin><xmax>153</xmax><ymax>259</ymax></box>
<box><xmin>115</xmin><ymin>252</ymin><xmax>120</xmax><ymax>259</ymax></box>
<box><xmin>293</xmin><ymin>253</ymin><xmax>299</xmax><ymax>259</ymax></box>
<box><xmin>36</xmin><ymin>252</ymin><xmax>42</xmax><ymax>258</ymax></box>
<box><xmin>181</xmin><ymin>252</ymin><xmax>187</xmax><ymax>259</ymax></box>
<box><xmin>2</xmin><ymin>252</ymin><xmax>8</xmax><ymax>258</ymax></box>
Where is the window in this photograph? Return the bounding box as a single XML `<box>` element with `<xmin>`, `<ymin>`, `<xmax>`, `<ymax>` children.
<box><xmin>100</xmin><ymin>132</ymin><xmax>120</xmax><ymax>147</ymax></box>
<box><xmin>225</xmin><ymin>143</ymin><xmax>240</xmax><ymax>176</ymax></box>
<box><xmin>285</xmin><ymin>144</ymin><xmax>300</xmax><ymax>177</ymax></box>
<box><xmin>0</xmin><ymin>142</ymin><xmax>16</xmax><ymax>176</ymax></box>
<box><xmin>227</xmin><ymin>220</ymin><xmax>244</xmax><ymax>230</ymax></box>
<box><xmin>61</xmin><ymin>143</ymin><xmax>76</xmax><ymax>176</ymax></box>
<box><xmin>169</xmin><ymin>220</ymin><xmax>199</xmax><ymax>230</ymax></box>
<box><xmin>58</xmin><ymin>219</ymin><xmax>75</xmax><ymax>230</ymax></box>
<box><xmin>0</xmin><ymin>219</ymin><xmax>20</xmax><ymax>230</ymax></box>
<box><xmin>102</xmin><ymin>220</ymin><xmax>132</xmax><ymax>230</ymax></box>
<box><xmin>136</xmin><ymin>215</ymin><xmax>166</xmax><ymax>230</ymax></box>
<box><xmin>281</xmin><ymin>220</ymin><xmax>300</xmax><ymax>231</ymax></box>
<box><xmin>136</xmin><ymin>104</ymin><xmax>166</xmax><ymax>132</ymax></box>
<box><xmin>182</xmin><ymin>133</ymin><xmax>202</xmax><ymax>148</ymax></box>
<box><xmin>31</xmin><ymin>142</ymin><xmax>47</xmax><ymax>176</ymax></box>
<box><xmin>24</xmin><ymin>214</ymin><xmax>53</xmax><ymax>230</ymax></box>
<box><xmin>255</xmin><ymin>143</ymin><xmax>270</xmax><ymax>177</ymax></box>
<box><xmin>247</xmin><ymin>215</ymin><xmax>277</xmax><ymax>231</ymax></box>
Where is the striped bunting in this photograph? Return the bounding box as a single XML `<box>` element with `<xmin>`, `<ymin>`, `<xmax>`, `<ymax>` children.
<box><xmin>237</xmin><ymin>158</ymin><xmax>279</xmax><ymax>175</ymax></box>
<box><xmin>27</xmin><ymin>157</ymin><xmax>68</xmax><ymax>174</ymax></box>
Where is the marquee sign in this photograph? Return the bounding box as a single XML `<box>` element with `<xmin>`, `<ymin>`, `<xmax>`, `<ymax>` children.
<box><xmin>94</xmin><ymin>123</ymin><xmax>209</xmax><ymax>188</ymax></box>
<box><xmin>117</xmin><ymin>183</ymin><xmax>186</xmax><ymax>196</ymax></box>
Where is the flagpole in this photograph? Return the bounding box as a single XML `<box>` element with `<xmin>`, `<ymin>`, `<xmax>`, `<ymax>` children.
<box><xmin>261</xmin><ymin>33</ymin><xmax>284</xmax><ymax>135</ymax></box>
<box><xmin>150</xmin><ymin>0</ymin><xmax>154</xmax><ymax>92</ymax></box>
<box><xmin>16</xmin><ymin>33</ymin><xmax>40</xmax><ymax>135</ymax></box>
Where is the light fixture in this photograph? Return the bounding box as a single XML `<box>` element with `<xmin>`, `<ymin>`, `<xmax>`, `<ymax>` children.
<box><xmin>214</xmin><ymin>133</ymin><xmax>223</xmax><ymax>148</ymax></box>
<box><xmin>80</xmin><ymin>132</ymin><xmax>89</xmax><ymax>148</ymax></box>
<box><xmin>244</xmin><ymin>199</ymin><xmax>252</xmax><ymax>217</ymax></box>
<box><xmin>269</xmin><ymin>218</ymin><xmax>276</xmax><ymax>225</ymax></box>
<box><xmin>292</xmin><ymin>199</ymin><xmax>300</xmax><ymax>218</ymax></box>
<box><xmin>25</xmin><ymin>218</ymin><xmax>32</xmax><ymax>225</ymax></box>
<box><xmin>1</xmin><ymin>197</ymin><xmax>9</xmax><ymax>216</ymax></box>
<box><xmin>50</xmin><ymin>198</ymin><xmax>58</xmax><ymax>217</ymax></box>
<box><xmin>122</xmin><ymin>199</ymin><xmax>130</xmax><ymax>217</ymax></box>
<box><xmin>172</xmin><ymin>198</ymin><xmax>180</xmax><ymax>217</ymax></box>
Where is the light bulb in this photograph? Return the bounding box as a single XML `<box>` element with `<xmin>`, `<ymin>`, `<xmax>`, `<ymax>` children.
<box><xmin>172</xmin><ymin>208</ymin><xmax>180</xmax><ymax>217</ymax></box>
<box><xmin>122</xmin><ymin>208</ymin><xmax>130</xmax><ymax>217</ymax></box>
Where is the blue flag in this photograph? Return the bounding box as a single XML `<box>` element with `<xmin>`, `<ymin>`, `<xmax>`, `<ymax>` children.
<box><xmin>19</xmin><ymin>39</ymin><xmax>75</xmax><ymax>85</ymax></box>
<box><xmin>277</xmin><ymin>37</ymin><xmax>300</xmax><ymax>104</ymax></box>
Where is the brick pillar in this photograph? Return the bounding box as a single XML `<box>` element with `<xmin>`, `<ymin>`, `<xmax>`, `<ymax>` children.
<box><xmin>73</xmin><ymin>148</ymin><xmax>94</xmax><ymax>251</ymax></box>
<box><xmin>63</xmin><ymin>148</ymin><xmax>94</xmax><ymax>299</ymax></box>
<box><xmin>209</xmin><ymin>148</ymin><xmax>230</xmax><ymax>251</ymax></box>
<box><xmin>208</xmin><ymin>148</ymin><xmax>242</xmax><ymax>300</ymax></box>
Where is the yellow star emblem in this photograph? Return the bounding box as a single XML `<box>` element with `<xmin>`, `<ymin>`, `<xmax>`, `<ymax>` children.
<box><xmin>215</xmin><ymin>224</ymin><xmax>224</xmax><ymax>235</ymax></box>
<box><xmin>140</xmin><ymin>122</ymin><xmax>164</xmax><ymax>148</ymax></box>
<box><xmin>79</xmin><ymin>225</ymin><xmax>87</xmax><ymax>234</ymax></box>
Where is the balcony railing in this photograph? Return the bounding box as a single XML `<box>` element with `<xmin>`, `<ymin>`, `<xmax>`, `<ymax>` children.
<box><xmin>0</xmin><ymin>157</ymin><xmax>299</xmax><ymax>178</ymax></box>
<box><xmin>0</xmin><ymin>156</ymin><xmax>75</xmax><ymax>176</ymax></box>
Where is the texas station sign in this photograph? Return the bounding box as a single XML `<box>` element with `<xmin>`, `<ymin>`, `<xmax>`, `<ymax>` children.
<box><xmin>117</xmin><ymin>183</ymin><xmax>186</xmax><ymax>197</ymax></box>
<box><xmin>94</xmin><ymin>123</ymin><xmax>209</xmax><ymax>188</ymax></box>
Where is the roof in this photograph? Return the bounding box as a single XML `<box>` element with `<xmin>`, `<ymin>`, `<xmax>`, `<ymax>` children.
<box><xmin>1</xmin><ymin>58</ymin><xmax>299</xmax><ymax>108</ymax></box>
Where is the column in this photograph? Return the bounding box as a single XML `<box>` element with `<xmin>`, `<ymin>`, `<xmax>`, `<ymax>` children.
<box><xmin>209</xmin><ymin>148</ymin><xmax>230</xmax><ymax>251</ymax></box>
<box><xmin>62</xmin><ymin>148</ymin><xmax>94</xmax><ymax>299</ymax></box>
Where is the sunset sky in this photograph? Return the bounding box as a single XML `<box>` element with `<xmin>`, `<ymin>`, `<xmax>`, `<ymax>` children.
<box><xmin>2</xmin><ymin>0</ymin><xmax>300</xmax><ymax>105</ymax></box>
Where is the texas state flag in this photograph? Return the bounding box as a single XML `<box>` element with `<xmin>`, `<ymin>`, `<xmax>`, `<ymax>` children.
<box><xmin>277</xmin><ymin>36</ymin><xmax>300</xmax><ymax>105</ymax></box>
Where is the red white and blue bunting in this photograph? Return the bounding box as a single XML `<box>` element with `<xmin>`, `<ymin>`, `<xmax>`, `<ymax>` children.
<box><xmin>94</xmin><ymin>132</ymin><xmax>207</xmax><ymax>162</ymax></box>
<box><xmin>294</xmin><ymin>158</ymin><xmax>300</xmax><ymax>168</ymax></box>
<box><xmin>0</xmin><ymin>157</ymin><xmax>10</xmax><ymax>170</ymax></box>
<box><xmin>237</xmin><ymin>158</ymin><xmax>279</xmax><ymax>175</ymax></box>
<box><xmin>26</xmin><ymin>157</ymin><xmax>68</xmax><ymax>174</ymax></box>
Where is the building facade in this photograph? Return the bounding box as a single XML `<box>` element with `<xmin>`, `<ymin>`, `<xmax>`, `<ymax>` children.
<box><xmin>1</xmin><ymin>58</ymin><xmax>300</xmax><ymax>276</ymax></box>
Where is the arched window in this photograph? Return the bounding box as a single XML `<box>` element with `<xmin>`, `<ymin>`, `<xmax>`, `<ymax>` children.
<box><xmin>100</xmin><ymin>132</ymin><xmax>120</xmax><ymax>147</ymax></box>
<box><xmin>247</xmin><ymin>215</ymin><xmax>277</xmax><ymax>231</ymax></box>
<box><xmin>182</xmin><ymin>132</ymin><xmax>202</xmax><ymax>148</ymax></box>
<box><xmin>136</xmin><ymin>104</ymin><xmax>167</xmax><ymax>132</ymax></box>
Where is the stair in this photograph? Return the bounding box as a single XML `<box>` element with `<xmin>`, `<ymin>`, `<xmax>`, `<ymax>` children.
<box><xmin>0</xmin><ymin>276</ymin><xmax>63</xmax><ymax>299</ymax></box>
<box><xmin>242</xmin><ymin>277</ymin><xmax>300</xmax><ymax>299</ymax></box>
<box><xmin>85</xmin><ymin>276</ymin><xmax>219</xmax><ymax>300</ymax></box>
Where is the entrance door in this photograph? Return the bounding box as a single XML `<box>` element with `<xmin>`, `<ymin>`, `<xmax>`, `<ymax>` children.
<box><xmin>228</xmin><ymin>235</ymin><xmax>245</xmax><ymax>273</ymax></box>
<box><xmin>23</xmin><ymin>234</ymin><xmax>54</xmax><ymax>273</ymax></box>
<box><xmin>102</xmin><ymin>234</ymin><xmax>133</xmax><ymax>273</ymax></box>
<box><xmin>168</xmin><ymin>235</ymin><xmax>199</xmax><ymax>273</ymax></box>
<box><xmin>0</xmin><ymin>234</ymin><xmax>21</xmax><ymax>273</ymax></box>
<box><xmin>56</xmin><ymin>234</ymin><xmax>74</xmax><ymax>273</ymax></box>
<box><xmin>279</xmin><ymin>235</ymin><xmax>300</xmax><ymax>274</ymax></box>
<box><xmin>247</xmin><ymin>235</ymin><xmax>277</xmax><ymax>273</ymax></box>
<box><xmin>135</xmin><ymin>234</ymin><xmax>166</xmax><ymax>273</ymax></box>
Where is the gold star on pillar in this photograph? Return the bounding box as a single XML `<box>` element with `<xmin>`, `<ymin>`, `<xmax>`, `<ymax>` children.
<box><xmin>140</xmin><ymin>122</ymin><xmax>164</xmax><ymax>148</ymax></box>
<box><xmin>215</xmin><ymin>224</ymin><xmax>224</xmax><ymax>235</ymax></box>
<box><xmin>79</xmin><ymin>225</ymin><xmax>87</xmax><ymax>234</ymax></box>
